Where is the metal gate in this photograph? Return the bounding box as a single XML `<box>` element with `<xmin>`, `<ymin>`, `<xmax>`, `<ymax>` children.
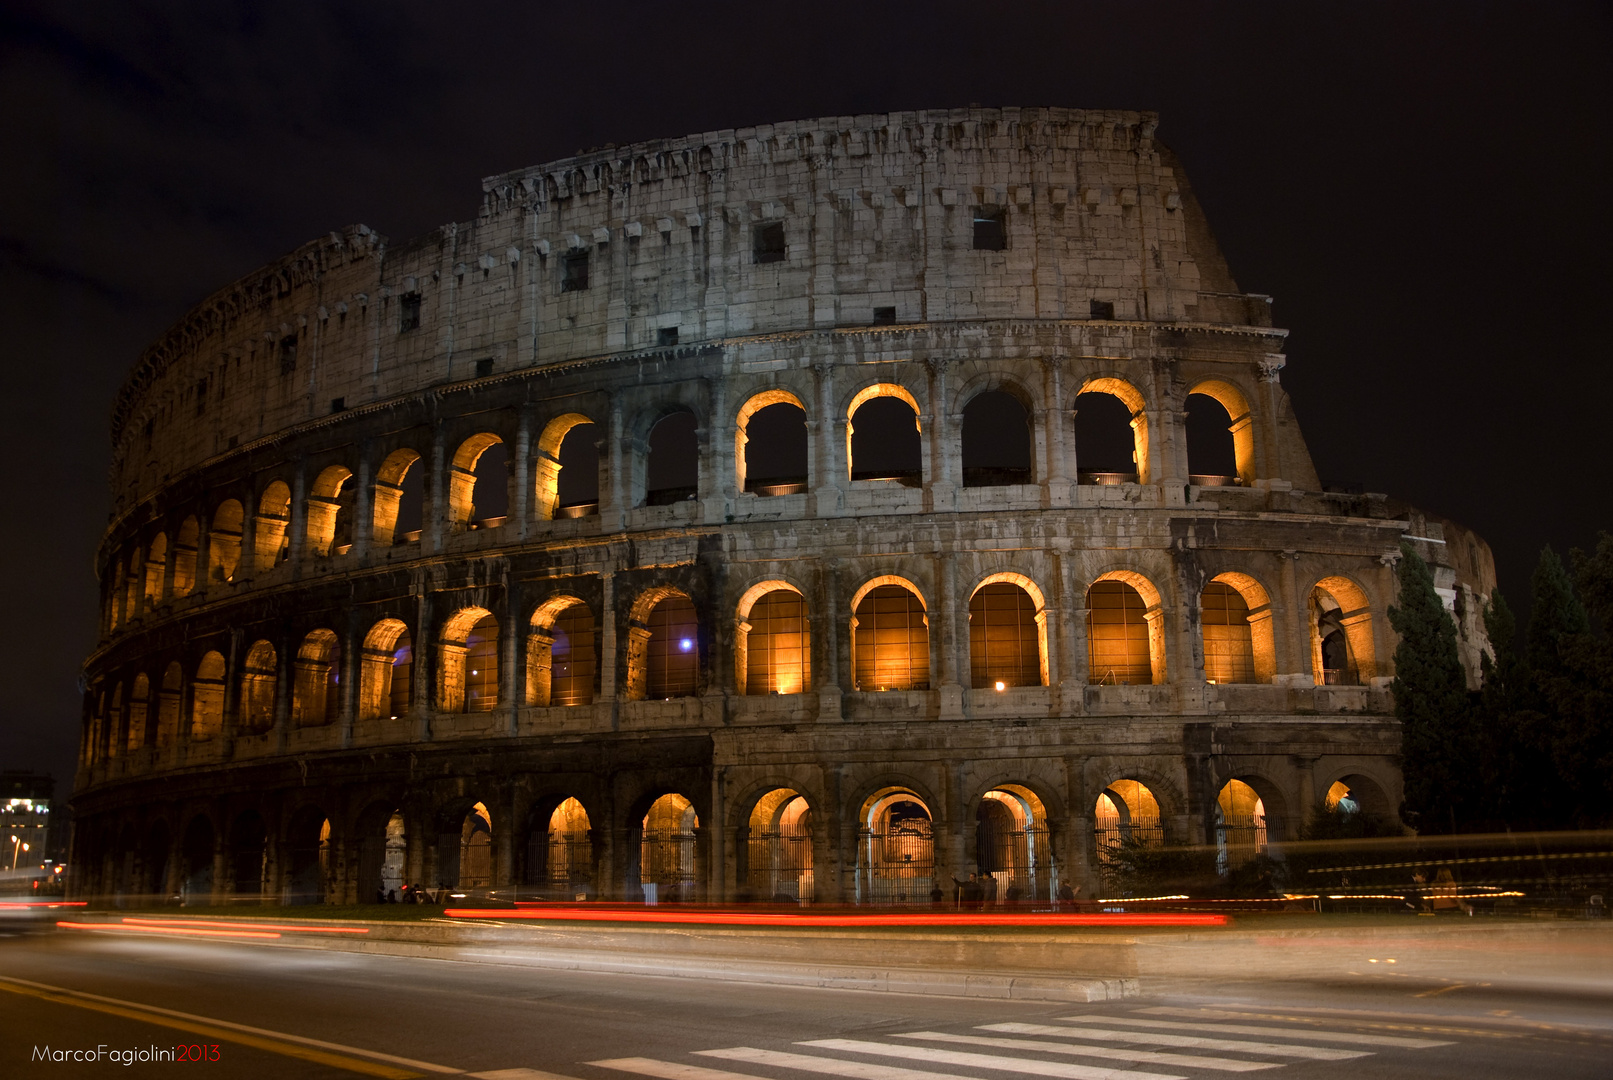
<box><xmin>858</xmin><ymin>821</ymin><xmax>934</xmax><ymax>904</ymax></box>
<box><xmin>640</xmin><ymin>828</ymin><xmax>697</xmax><ymax>901</ymax></box>
<box><xmin>547</xmin><ymin>831</ymin><xmax>594</xmax><ymax>898</ymax></box>
<box><xmin>977</xmin><ymin>822</ymin><xmax>1053</xmax><ymax>901</ymax></box>
<box><xmin>747</xmin><ymin>828</ymin><xmax>814</xmax><ymax>902</ymax></box>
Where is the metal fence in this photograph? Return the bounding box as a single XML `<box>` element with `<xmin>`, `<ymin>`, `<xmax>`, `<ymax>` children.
<box><xmin>640</xmin><ymin>828</ymin><xmax>697</xmax><ymax>902</ymax></box>
<box><xmin>747</xmin><ymin>828</ymin><xmax>815</xmax><ymax>902</ymax></box>
<box><xmin>857</xmin><ymin>822</ymin><xmax>935</xmax><ymax>904</ymax></box>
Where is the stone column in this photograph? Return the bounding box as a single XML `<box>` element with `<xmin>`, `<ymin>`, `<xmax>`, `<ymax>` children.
<box><xmin>936</xmin><ymin>552</ymin><xmax>964</xmax><ymax>719</ymax></box>
<box><xmin>511</xmin><ymin>410</ymin><xmax>532</xmax><ymax>541</ymax></box>
<box><xmin>424</xmin><ymin>426</ymin><xmax>447</xmax><ymax>555</ymax></box>
<box><xmin>1275</xmin><ymin>550</ymin><xmax>1312</xmax><ymax>685</ymax></box>
<box><xmin>810</xmin><ymin>362</ymin><xmax>843</xmax><ymax>518</ymax></box>
<box><xmin>924</xmin><ymin>358</ymin><xmax>955</xmax><ymax>511</ymax></box>
<box><xmin>599</xmin><ymin>571</ymin><xmax>617</xmax><ymax>706</ymax></box>
<box><xmin>351</xmin><ymin>443</ymin><xmax>374</xmax><ymax>559</ymax></box>
<box><xmin>1041</xmin><ymin>355</ymin><xmax>1073</xmax><ymax>507</ymax></box>
<box><xmin>287</xmin><ymin>462</ymin><xmax>308</xmax><ymax>576</ymax></box>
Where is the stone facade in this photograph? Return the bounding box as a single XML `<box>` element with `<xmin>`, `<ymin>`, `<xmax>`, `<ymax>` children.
<box><xmin>74</xmin><ymin>108</ymin><xmax>1493</xmax><ymax>906</ymax></box>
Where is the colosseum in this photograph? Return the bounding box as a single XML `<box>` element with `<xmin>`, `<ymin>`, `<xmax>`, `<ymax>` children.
<box><xmin>73</xmin><ymin>107</ymin><xmax>1495</xmax><ymax>908</ymax></box>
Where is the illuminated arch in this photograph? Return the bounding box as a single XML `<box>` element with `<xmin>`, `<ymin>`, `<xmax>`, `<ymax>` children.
<box><xmin>975</xmin><ymin>784</ymin><xmax>1053</xmax><ymax>900</ymax></box>
<box><xmin>1186</xmin><ymin>377</ymin><xmax>1256</xmax><ymax>485</ymax></box>
<box><xmin>209</xmin><ymin>500</ymin><xmax>243</xmax><ymax>583</ymax></box>
<box><xmin>240</xmin><ymin>640</ymin><xmax>277</xmax><ymax>732</ymax></box>
<box><xmin>625</xmin><ymin>589</ymin><xmax>698</xmax><ymax>701</ymax></box>
<box><xmin>960</xmin><ymin>388</ymin><xmax>1035</xmax><ymax>487</ymax></box>
<box><xmin>735</xmin><ymin>389</ymin><xmax>808</xmax><ymax>495</ymax></box>
<box><xmin>305</xmin><ymin>465</ymin><xmax>353</xmax><ymax>557</ymax></box>
<box><xmin>1202</xmin><ymin>571</ymin><xmax>1276</xmax><ymax>684</ymax></box>
<box><xmin>143</xmin><ymin>533</ymin><xmax>167</xmax><ymax>605</ymax></box>
<box><xmin>157</xmin><ymin>661</ymin><xmax>183</xmax><ymax>748</ymax></box>
<box><xmin>855</xmin><ymin>785</ymin><xmax>934</xmax><ymax>904</ymax></box>
<box><xmin>850</xmin><ymin>576</ymin><xmax>929</xmax><ymax>692</ymax></box>
<box><xmin>746</xmin><ymin>788</ymin><xmax>814</xmax><ymax>902</ymax></box>
<box><xmin>172</xmin><ymin>516</ymin><xmax>199</xmax><ymax>597</ymax></box>
<box><xmin>358</xmin><ymin>618</ymin><xmax>412</xmax><ymax>720</ymax></box>
<box><xmin>371</xmin><ymin>449</ymin><xmax>421</xmax><ymax>547</ymax></box>
<box><xmin>735</xmin><ymin>580</ymin><xmax>810</xmax><ymax>696</ymax></box>
<box><xmin>640</xmin><ymin>793</ymin><xmax>699</xmax><ymax>901</ymax></box>
<box><xmin>534</xmin><ymin>413</ymin><xmax>596</xmax><ymax>520</ymax></box>
<box><xmin>438</xmin><ymin>606</ymin><xmax>498</xmax><ymax>713</ymax></box>
<box><xmin>127</xmin><ymin>673</ymin><xmax>151</xmax><ymax>752</ymax></box>
<box><xmin>1310</xmin><ymin>575</ymin><xmax>1377</xmax><ymax>684</ymax></box>
<box><xmin>846</xmin><ymin>382</ymin><xmax>922</xmax><ymax>483</ymax></box>
<box><xmin>969</xmin><ymin>572</ymin><xmax>1049</xmax><ymax>688</ymax></box>
<box><xmin>291</xmin><ymin>629</ymin><xmax>341</xmax><ymax>727</ymax></box>
<box><xmin>1086</xmin><ymin>569</ymin><xmax>1166</xmax><ymax>685</ymax></box>
<box><xmin>191</xmin><ymin>651</ymin><xmax>226</xmax><ymax>741</ymax></box>
<box><xmin>1075</xmin><ymin>376</ymin><xmax>1150</xmax><ymax>483</ymax></box>
<box><xmin>448</xmin><ymin>433</ymin><xmax>504</xmax><ymax>531</ymax></box>
<box><xmin>528</xmin><ymin>595</ymin><xmax>596</xmax><ymax>706</ymax></box>
<box><xmin>253</xmin><ymin>481</ymin><xmax>292</xmax><ymax>571</ymax></box>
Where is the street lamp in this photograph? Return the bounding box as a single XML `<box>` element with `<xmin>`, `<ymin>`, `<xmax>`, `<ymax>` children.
<box><xmin>8</xmin><ymin>835</ymin><xmax>20</xmax><ymax>870</ymax></box>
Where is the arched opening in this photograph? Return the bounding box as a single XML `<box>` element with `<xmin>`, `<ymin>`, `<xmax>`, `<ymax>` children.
<box><xmin>969</xmin><ymin>577</ymin><xmax>1046</xmax><ymax>688</ymax></box>
<box><xmin>144</xmin><ymin>533</ymin><xmax>167</xmax><ymax>605</ymax></box>
<box><xmin>975</xmin><ymin>786</ymin><xmax>1053</xmax><ymax>901</ymax></box>
<box><xmin>645</xmin><ymin>410</ymin><xmax>699</xmax><ymax>506</ymax></box>
<box><xmin>736</xmin><ymin>392</ymin><xmax>808</xmax><ymax>496</ymax></box>
<box><xmin>736</xmin><ymin>583</ymin><xmax>810</xmax><ymax>696</ymax></box>
<box><xmin>537</xmin><ymin>797</ymin><xmax>594</xmax><ymax>899</ymax></box>
<box><xmin>209</xmin><ymin>501</ymin><xmax>243</xmax><ymax>583</ymax></box>
<box><xmin>1185</xmin><ymin>392</ymin><xmax>1237</xmax><ymax>484</ymax></box>
<box><xmin>353</xmin><ymin>804</ymin><xmax>407</xmax><ymax>903</ymax></box>
<box><xmin>535</xmin><ymin>415</ymin><xmax>599</xmax><ymax>519</ymax></box>
<box><xmin>848</xmin><ymin>385</ymin><xmax>922</xmax><ymax>485</ymax></box>
<box><xmin>1203</xmin><ymin>573</ymin><xmax>1276</xmax><ymax>684</ymax></box>
<box><xmin>1215</xmin><ymin>779</ymin><xmax>1268</xmax><ymax>874</ymax></box>
<box><xmin>450</xmin><ymin>802</ymin><xmax>493</xmax><ymax>893</ymax></box>
<box><xmin>857</xmin><ymin>788</ymin><xmax>933</xmax><ymax>904</ymax></box>
<box><xmin>106</xmin><ymin>684</ymin><xmax>123</xmax><ymax>761</ymax></box>
<box><xmin>1186</xmin><ymin>379</ymin><xmax>1256</xmax><ymax>485</ymax></box>
<box><xmin>746</xmin><ymin>789</ymin><xmax>814</xmax><ymax>902</ymax></box>
<box><xmin>156</xmin><ymin>662</ymin><xmax>183</xmax><ymax>748</ymax></box>
<box><xmin>1325</xmin><ymin>774</ymin><xmax>1393</xmax><ymax>824</ymax></box>
<box><xmin>180</xmin><ymin>815</ymin><xmax>214</xmax><ymax>904</ymax></box>
<box><xmin>1086</xmin><ymin>573</ymin><xmax>1164</xmax><ymax>685</ymax></box>
<box><xmin>851</xmin><ymin>580</ymin><xmax>929</xmax><ymax>692</ymax></box>
<box><xmin>528</xmin><ymin>599</ymin><xmax>596</xmax><ymax>707</ymax></box>
<box><xmin>305</xmin><ymin>464</ymin><xmax>354</xmax><ymax>557</ymax></box>
<box><xmin>123</xmin><ymin>551</ymin><xmax>140</xmax><ymax>623</ymax></box>
<box><xmin>1311</xmin><ymin>576</ymin><xmax>1376</xmax><ymax>685</ymax></box>
<box><xmin>438</xmin><ymin>608</ymin><xmax>499</xmax><ymax>713</ymax></box>
<box><xmin>640</xmin><ymin>794</ymin><xmax>698</xmax><ymax>903</ymax></box>
<box><xmin>253</xmin><ymin>481</ymin><xmax>292</xmax><ymax>571</ymax></box>
<box><xmin>143</xmin><ymin>821</ymin><xmax>172</xmax><ymax>900</ymax></box>
<box><xmin>372</xmin><ymin>449</ymin><xmax>423</xmax><ymax>546</ymax></box>
<box><xmin>172</xmin><ymin>516</ymin><xmax>199</xmax><ymax>597</ymax></box>
<box><xmin>359</xmin><ymin>619</ymin><xmax>412</xmax><ymax>720</ymax></box>
<box><xmin>1074</xmin><ymin>379</ymin><xmax>1148</xmax><ymax>484</ymax></box>
<box><xmin>640</xmin><ymin>594</ymin><xmax>699</xmax><ymax>700</ymax></box>
<box><xmin>127</xmin><ymin>674</ymin><xmax>150</xmax><ymax>752</ymax></box>
<box><xmin>1094</xmin><ymin>779</ymin><xmax>1163</xmax><ymax>879</ymax></box>
<box><xmin>449</xmin><ymin>434</ymin><xmax>507</xmax><ymax>532</ymax></box>
<box><xmin>239</xmin><ymin>640</ymin><xmax>277</xmax><ymax>733</ymax></box>
<box><xmin>961</xmin><ymin>390</ymin><xmax>1033</xmax><ymax>487</ymax></box>
<box><xmin>283</xmin><ymin>808</ymin><xmax>329</xmax><ymax>905</ymax></box>
<box><xmin>229</xmin><ymin>811</ymin><xmax>266</xmax><ymax>901</ymax></box>
<box><xmin>291</xmin><ymin>629</ymin><xmax>340</xmax><ymax>726</ymax></box>
<box><xmin>191</xmin><ymin>651</ymin><xmax>225</xmax><ymax>741</ymax></box>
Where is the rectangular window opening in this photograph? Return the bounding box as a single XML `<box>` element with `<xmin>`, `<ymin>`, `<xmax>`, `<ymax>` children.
<box><xmin>330</xmin><ymin>397</ymin><xmax>345</xmax><ymax>413</ymax></box>
<box><xmin>474</xmin><ymin>357</ymin><xmax>495</xmax><ymax>378</ymax></box>
<box><xmin>1090</xmin><ymin>299</ymin><xmax>1116</xmax><ymax>320</ymax></box>
<box><xmin>399</xmin><ymin>293</ymin><xmax>422</xmax><ymax>332</ymax></box>
<box><xmin>562</xmin><ymin>251</ymin><xmax>590</xmax><ymax>292</ymax></box>
<box><xmin>278</xmin><ymin>336</ymin><xmax>298</xmax><ymax>375</ymax></box>
<box><xmin>872</xmin><ymin>306</ymin><xmax>897</xmax><ymax>326</ymax></box>
<box><xmin>657</xmin><ymin>327</ymin><xmax>679</xmax><ymax>347</ymax></box>
<box><xmin>753</xmin><ymin>221</ymin><xmax>786</xmax><ymax>263</ymax></box>
<box><xmin>972</xmin><ymin>206</ymin><xmax>1007</xmax><ymax>251</ymax></box>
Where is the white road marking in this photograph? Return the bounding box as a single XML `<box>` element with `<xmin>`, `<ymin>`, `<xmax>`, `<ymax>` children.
<box><xmin>1056</xmin><ymin>1014</ymin><xmax>1452</xmax><ymax>1049</ymax></box>
<box><xmin>799</xmin><ymin>1038</ymin><xmax>1185</xmax><ymax>1080</ymax></box>
<box><xmin>978</xmin><ymin>1023</ymin><xmax>1368</xmax><ymax>1061</ymax></box>
<box><xmin>700</xmin><ymin>1046</ymin><xmax>1001</xmax><ymax>1080</ymax></box>
<box><xmin>590</xmin><ymin>1059</ymin><xmax>767</xmax><ymax>1080</ymax></box>
<box><xmin>891</xmin><ymin>1030</ymin><xmax>1279</xmax><ymax>1072</ymax></box>
<box><xmin>469</xmin><ymin>1071</ymin><xmax>585</xmax><ymax>1080</ymax></box>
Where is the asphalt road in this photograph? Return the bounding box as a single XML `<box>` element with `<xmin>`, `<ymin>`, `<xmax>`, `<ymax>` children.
<box><xmin>1</xmin><ymin>926</ymin><xmax>1610</xmax><ymax>1080</ymax></box>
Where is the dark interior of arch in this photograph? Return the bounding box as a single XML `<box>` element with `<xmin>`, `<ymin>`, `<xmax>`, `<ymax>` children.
<box><xmin>961</xmin><ymin>391</ymin><xmax>1032</xmax><ymax>487</ymax></box>
<box><xmin>850</xmin><ymin>397</ymin><xmax>921</xmax><ymax>484</ymax></box>
<box><xmin>395</xmin><ymin>458</ymin><xmax>423</xmax><ymax>537</ymax></box>
<box><xmin>556</xmin><ymin>423</ymin><xmax>599</xmax><ymax>510</ymax></box>
<box><xmin>745</xmin><ymin>402</ymin><xmax>808</xmax><ymax>494</ymax></box>
<box><xmin>1073</xmin><ymin>392</ymin><xmax>1135</xmax><ymax>478</ymax></box>
<box><xmin>1185</xmin><ymin>393</ymin><xmax>1238</xmax><ymax>480</ymax></box>
<box><xmin>471</xmin><ymin>442</ymin><xmax>509</xmax><ymax>521</ymax></box>
<box><xmin>646</xmin><ymin>411</ymin><xmax>698</xmax><ymax>504</ymax></box>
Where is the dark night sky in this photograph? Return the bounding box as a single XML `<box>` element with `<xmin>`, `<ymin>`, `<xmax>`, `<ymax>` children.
<box><xmin>3</xmin><ymin>1</ymin><xmax>1609</xmax><ymax>794</ymax></box>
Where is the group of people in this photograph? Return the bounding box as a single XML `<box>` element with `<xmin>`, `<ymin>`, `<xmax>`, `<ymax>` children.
<box><xmin>943</xmin><ymin>872</ymin><xmax>1081</xmax><ymax>909</ymax></box>
<box><xmin>376</xmin><ymin>883</ymin><xmax>437</xmax><ymax>904</ymax></box>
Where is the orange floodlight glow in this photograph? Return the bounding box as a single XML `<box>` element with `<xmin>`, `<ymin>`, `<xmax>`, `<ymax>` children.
<box><xmin>57</xmin><ymin>921</ymin><xmax>280</xmax><ymax>939</ymax></box>
<box><xmin>122</xmin><ymin>917</ymin><xmax>370</xmax><ymax>935</ymax></box>
<box><xmin>442</xmin><ymin>906</ymin><xmax>1227</xmax><ymax>928</ymax></box>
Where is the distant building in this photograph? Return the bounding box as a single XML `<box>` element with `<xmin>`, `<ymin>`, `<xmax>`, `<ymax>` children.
<box><xmin>1</xmin><ymin>771</ymin><xmax>57</xmax><ymax>893</ymax></box>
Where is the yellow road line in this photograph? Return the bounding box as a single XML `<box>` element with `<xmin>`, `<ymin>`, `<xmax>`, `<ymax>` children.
<box><xmin>0</xmin><ymin>975</ymin><xmax>462</xmax><ymax>1078</ymax></box>
<box><xmin>1413</xmin><ymin>984</ymin><xmax>1467</xmax><ymax>999</ymax></box>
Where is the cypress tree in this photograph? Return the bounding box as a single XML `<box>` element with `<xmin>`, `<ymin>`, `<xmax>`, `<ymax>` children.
<box><xmin>1527</xmin><ymin>546</ymin><xmax>1589</xmax><ymax>673</ymax></box>
<box><xmin>1389</xmin><ymin>541</ymin><xmax>1471</xmax><ymax>833</ymax></box>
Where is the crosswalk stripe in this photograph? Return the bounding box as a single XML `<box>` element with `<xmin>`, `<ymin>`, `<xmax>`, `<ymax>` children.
<box><xmin>1055</xmin><ymin>1015</ymin><xmax>1452</xmax><ymax>1049</ymax></box>
<box><xmin>590</xmin><ymin>1058</ymin><xmax>766</xmax><ymax>1080</ymax></box>
<box><xmin>890</xmin><ymin>1031</ymin><xmax>1279</xmax><ymax>1072</ymax></box>
<box><xmin>700</xmin><ymin>1046</ymin><xmax>1002</xmax><ymax>1080</ymax></box>
<box><xmin>798</xmin><ymin>1039</ymin><xmax>1186</xmax><ymax>1080</ymax></box>
<box><xmin>978</xmin><ymin>1024</ymin><xmax>1368</xmax><ymax>1061</ymax></box>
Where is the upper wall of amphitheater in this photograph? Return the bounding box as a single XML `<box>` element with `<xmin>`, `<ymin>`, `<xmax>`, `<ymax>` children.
<box><xmin>108</xmin><ymin>107</ymin><xmax>1284</xmax><ymax>513</ymax></box>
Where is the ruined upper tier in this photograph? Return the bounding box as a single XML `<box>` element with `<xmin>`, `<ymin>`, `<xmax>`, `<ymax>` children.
<box><xmin>109</xmin><ymin>107</ymin><xmax>1270</xmax><ymax>512</ymax></box>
